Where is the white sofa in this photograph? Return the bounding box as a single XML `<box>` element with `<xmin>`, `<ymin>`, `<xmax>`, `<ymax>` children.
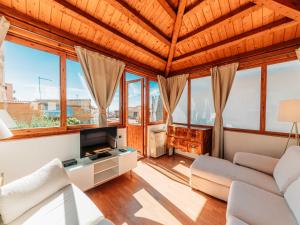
<box><xmin>190</xmin><ymin>146</ymin><xmax>300</xmax><ymax>225</ymax></box>
<box><xmin>0</xmin><ymin>159</ymin><xmax>114</xmax><ymax>225</ymax></box>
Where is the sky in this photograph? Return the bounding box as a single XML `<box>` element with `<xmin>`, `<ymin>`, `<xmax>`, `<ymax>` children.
<box><xmin>3</xmin><ymin>41</ymin><xmax>161</xmax><ymax>112</ymax></box>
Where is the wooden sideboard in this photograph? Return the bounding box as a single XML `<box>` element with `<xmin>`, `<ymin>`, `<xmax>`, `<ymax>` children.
<box><xmin>167</xmin><ymin>125</ymin><xmax>212</xmax><ymax>155</ymax></box>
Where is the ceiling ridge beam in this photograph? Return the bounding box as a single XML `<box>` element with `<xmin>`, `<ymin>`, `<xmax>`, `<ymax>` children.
<box><xmin>170</xmin><ymin>37</ymin><xmax>300</xmax><ymax>76</ymax></box>
<box><xmin>103</xmin><ymin>0</ymin><xmax>171</xmax><ymax>45</ymax></box>
<box><xmin>173</xmin><ymin>17</ymin><xmax>297</xmax><ymax>64</ymax></box>
<box><xmin>251</xmin><ymin>0</ymin><xmax>300</xmax><ymax>22</ymax></box>
<box><xmin>178</xmin><ymin>2</ymin><xmax>259</xmax><ymax>44</ymax></box>
<box><xmin>157</xmin><ymin>0</ymin><xmax>177</xmax><ymax>21</ymax></box>
<box><xmin>52</xmin><ymin>0</ymin><xmax>166</xmax><ymax>63</ymax></box>
<box><xmin>0</xmin><ymin>3</ymin><xmax>164</xmax><ymax>75</ymax></box>
<box><xmin>165</xmin><ymin>0</ymin><xmax>187</xmax><ymax>76</ymax></box>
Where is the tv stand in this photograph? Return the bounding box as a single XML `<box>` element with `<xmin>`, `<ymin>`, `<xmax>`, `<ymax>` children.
<box><xmin>66</xmin><ymin>148</ymin><xmax>137</xmax><ymax>191</ymax></box>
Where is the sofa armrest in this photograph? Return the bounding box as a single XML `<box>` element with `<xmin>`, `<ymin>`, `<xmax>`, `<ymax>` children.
<box><xmin>233</xmin><ymin>152</ymin><xmax>279</xmax><ymax>175</ymax></box>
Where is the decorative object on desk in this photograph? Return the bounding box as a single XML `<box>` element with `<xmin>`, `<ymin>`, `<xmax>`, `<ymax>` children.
<box><xmin>62</xmin><ymin>159</ymin><xmax>77</xmax><ymax>167</ymax></box>
<box><xmin>0</xmin><ymin>117</ymin><xmax>13</xmax><ymax>140</ymax></box>
<box><xmin>278</xmin><ymin>99</ymin><xmax>300</xmax><ymax>151</ymax></box>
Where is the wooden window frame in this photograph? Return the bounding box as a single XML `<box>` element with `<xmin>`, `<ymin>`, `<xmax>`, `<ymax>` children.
<box><xmin>174</xmin><ymin>52</ymin><xmax>299</xmax><ymax>138</ymax></box>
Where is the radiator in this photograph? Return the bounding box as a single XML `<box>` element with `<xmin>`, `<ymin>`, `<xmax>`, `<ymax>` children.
<box><xmin>149</xmin><ymin>130</ymin><xmax>166</xmax><ymax>158</ymax></box>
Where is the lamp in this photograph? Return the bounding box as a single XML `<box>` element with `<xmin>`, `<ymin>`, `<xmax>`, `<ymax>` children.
<box><xmin>0</xmin><ymin>117</ymin><xmax>12</xmax><ymax>140</ymax></box>
<box><xmin>278</xmin><ymin>99</ymin><xmax>300</xmax><ymax>151</ymax></box>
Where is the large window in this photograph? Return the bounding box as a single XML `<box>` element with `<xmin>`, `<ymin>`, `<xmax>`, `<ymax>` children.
<box><xmin>0</xmin><ymin>41</ymin><xmax>60</xmax><ymax>129</ymax></box>
<box><xmin>223</xmin><ymin>67</ymin><xmax>261</xmax><ymax>130</ymax></box>
<box><xmin>66</xmin><ymin>59</ymin><xmax>120</xmax><ymax>125</ymax></box>
<box><xmin>191</xmin><ymin>76</ymin><xmax>215</xmax><ymax>125</ymax></box>
<box><xmin>149</xmin><ymin>81</ymin><xmax>163</xmax><ymax>122</ymax></box>
<box><xmin>66</xmin><ymin>59</ymin><xmax>98</xmax><ymax>125</ymax></box>
<box><xmin>266</xmin><ymin>60</ymin><xmax>300</xmax><ymax>132</ymax></box>
<box><xmin>172</xmin><ymin>82</ymin><xmax>188</xmax><ymax>124</ymax></box>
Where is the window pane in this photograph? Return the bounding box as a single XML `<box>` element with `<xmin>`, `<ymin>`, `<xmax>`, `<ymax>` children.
<box><xmin>0</xmin><ymin>41</ymin><xmax>60</xmax><ymax>129</ymax></box>
<box><xmin>149</xmin><ymin>81</ymin><xmax>163</xmax><ymax>122</ymax></box>
<box><xmin>191</xmin><ymin>76</ymin><xmax>215</xmax><ymax>125</ymax></box>
<box><xmin>107</xmin><ymin>85</ymin><xmax>120</xmax><ymax>123</ymax></box>
<box><xmin>266</xmin><ymin>60</ymin><xmax>300</xmax><ymax>132</ymax></box>
<box><xmin>127</xmin><ymin>80</ymin><xmax>142</xmax><ymax>125</ymax></box>
<box><xmin>223</xmin><ymin>67</ymin><xmax>261</xmax><ymax>130</ymax></box>
<box><xmin>66</xmin><ymin>59</ymin><xmax>98</xmax><ymax>125</ymax></box>
<box><xmin>172</xmin><ymin>82</ymin><xmax>188</xmax><ymax>123</ymax></box>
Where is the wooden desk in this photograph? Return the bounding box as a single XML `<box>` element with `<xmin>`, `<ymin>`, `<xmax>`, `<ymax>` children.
<box><xmin>167</xmin><ymin>125</ymin><xmax>212</xmax><ymax>155</ymax></box>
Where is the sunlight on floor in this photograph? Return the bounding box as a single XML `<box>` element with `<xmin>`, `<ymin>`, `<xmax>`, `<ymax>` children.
<box><xmin>133</xmin><ymin>161</ymin><xmax>207</xmax><ymax>221</ymax></box>
<box><xmin>133</xmin><ymin>188</ymin><xmax>182</xmax><ymax>225</ymax></box>
<box><xmin>172</xmin><ymin>163</ymin><xmax>191</xmax><ymax>177</ymax></box>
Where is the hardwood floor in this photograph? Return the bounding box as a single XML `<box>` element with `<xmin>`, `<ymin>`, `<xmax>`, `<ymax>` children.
<box><xmin>86</xmin><ymin>154</ymin><xmax>226</xmax><ymax>225</ymax></box>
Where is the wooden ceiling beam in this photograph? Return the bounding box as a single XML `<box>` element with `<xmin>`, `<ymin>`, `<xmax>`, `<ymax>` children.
<box><xmin>103</xmin><ymin>0</ymin><xmax>171</xmax><ymax>45</ymax></box>
<box><xmin>170</xmin><ymin>37</ymin><xmax>300</xmax><ymax>76</ymax></box>
<box><xmin>178</xmin><ymin>2</ymin><xmax>260</xmax><ymax>44</ymax></box>
<box><xmin>165</xmin><ymin>0</ymin><xmax>187</xmax><ymax>76</ymax></box>
<box><xmin>52</xmin><ymin>0</ymin><xmax>166</xmax><ymax>63</ymax></box>
<box><xmin>183</xmin><ymin>0</ymin><xmax>207</xmax><ymax>17</ymax></box>
<box><xmin>157</xmin><ymin>0</ymin><xmax>177</xmax><ymax>20</ymax></box>
<box><xmin>0</xmin><ymin>3</ymin><xmax>163</xmax><ymax>76</ymax></box>
<box><xmin>173</xmin><ymin>17</ymin><xmax>297</xmax><ymax>64</ymax></box>
<box><xmin>252</xmin><ymin>0</ymin><xmax>300</xmax><ymax>22</ymax></box>
<box><xmin>184</xmin><ymin>0</ymin><xmax>205</xmax><ymax>15</ymax></box>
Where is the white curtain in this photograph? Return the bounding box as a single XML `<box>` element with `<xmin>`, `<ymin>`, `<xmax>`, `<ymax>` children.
<box><xmin>0</xmin><ymin>16</ymin><xmax>10</xmax><ymax>104</ymax></box>
<box><xmin>296</xmin><ymin>48</ymin><xmax>300</xmax><ymax>61</ymax></box>
<box><xmin>75</xmin><ymin>46</ymin><xmax>125</xmax><ymax>126</ymax></box>
<box><xmin>157</xmin><ymin>74</ymin><xmax>188</xmax><ymax>124</ymax></box>
<box><xmin>211</xmin><ymin>62</ymin><xmax>239</xmax><ymax>158</ymax></box>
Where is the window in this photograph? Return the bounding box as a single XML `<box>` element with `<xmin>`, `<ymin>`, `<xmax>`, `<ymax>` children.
<box><xmin>266</xmin><ymin>60</ymin><xmax>300</xmax><ymax>132</ymax></box>
<box><xmin>191</xmin><ymin>76</ymin><xmax>215</xmax><ymax>125</ymax></box>
<box><xmin>0</xmin><ymin>41</ymin><xmax>60</xmax><ymax>129</ymax></box>
<box><xmin>66</xmin><ymin>59</ymin><xmax>120</xmax><ymax>125</ymax></box>
<box><xmin>107</xmin><ymin>85</ymin><xmax>120</xmax><ymax>123</ymax></box>
<box><xmin>223</xmin><ymin>67</ymin><xmax>261</xmax><ymax>130</ymax></box>
<box><xmin>66</xmin><ymin>59</ymin><xmax>99</xmax><ymax>125</ymax></box>
<box><xmin>149</xmin><ymin>81</ymin><xmax>163</xmax><ymax>122</ymax></box>
<box><xmin>172</xmin><ymin>82</ymin><xmax>188</xmax><ymax>123</ymax></box>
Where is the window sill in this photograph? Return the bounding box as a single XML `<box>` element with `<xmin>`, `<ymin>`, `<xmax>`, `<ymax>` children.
<box><xmin>1</xmin><ymin>123</ymin><xmax>125</xmax><ymax>141</ymax></box>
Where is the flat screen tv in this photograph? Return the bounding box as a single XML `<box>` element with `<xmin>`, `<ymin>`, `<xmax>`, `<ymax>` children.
<box><xmin>80</xmin><ymin>127</ymin><xmax>117</xmax><ymax>159</ymax></box>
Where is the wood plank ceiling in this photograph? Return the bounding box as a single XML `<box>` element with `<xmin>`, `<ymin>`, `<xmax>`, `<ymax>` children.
<box><xmin>0</xmin><ymin>0</ymin><xmax>300</xmax><ymax>76</ymax></box>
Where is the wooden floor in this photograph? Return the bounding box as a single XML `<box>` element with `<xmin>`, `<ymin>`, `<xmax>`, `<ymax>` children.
<box><xmin>86</xmin><ymin>155</ymin><xmax>226</xmax><ymax>225</ymax></box>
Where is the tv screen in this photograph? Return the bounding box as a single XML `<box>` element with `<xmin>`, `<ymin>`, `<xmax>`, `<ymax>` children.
<box><xmin>80</xmin><ymin>127</ymin><xmax>117</xmax><ymax>158</ymax></box>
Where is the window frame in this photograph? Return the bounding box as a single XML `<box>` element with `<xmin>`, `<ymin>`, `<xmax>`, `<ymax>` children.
<box><xmin>173</xmin><ymin>55</ymin><xmax>298</xmax><ymax>138</ymax></box>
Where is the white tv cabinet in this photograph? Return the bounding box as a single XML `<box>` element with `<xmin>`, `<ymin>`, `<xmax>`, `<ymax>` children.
<box><xmin>66</xmin><ymin>148</ymin><xmax>137</xmax><ymax>191</ymax></box>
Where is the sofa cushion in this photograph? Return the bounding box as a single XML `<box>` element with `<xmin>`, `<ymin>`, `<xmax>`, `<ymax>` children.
<box><xmin>0</xmin><ymin>159</ymin><xmax>70</xmax><ymax>224</ymax></box>
<box><xmin>2</xmin><ymin>184</ymin><xmax>105</xmax><ymax>225</ymax></box>
<box><xmin>285</xmin><ymin>176</ymin><xmax>300</xmax><ymax>224</ymax></box>
<box><xmin>227</xmin><ymin>181</ymin><xmax>297</xmax><ymax>225</ymax></box>
<box><xmin>274</xmin><ymin>146</ymin><xmax>300</xmax><ymax>193</ymax></box>
<box><xmin>226</xmin><ymin>215</ymin><xmax>249</xmax><ymax>225</ymax></box>
<box><xmin>191</xmin><ymin>155</ymin><xmax>280</xmax><ymax>195</ymax></box>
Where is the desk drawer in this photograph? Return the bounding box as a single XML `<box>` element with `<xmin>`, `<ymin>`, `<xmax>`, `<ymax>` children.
<box><xmin>187</xmin><ymin>142</ymin><xmax>202</xmax><ymax>154</ymax></box>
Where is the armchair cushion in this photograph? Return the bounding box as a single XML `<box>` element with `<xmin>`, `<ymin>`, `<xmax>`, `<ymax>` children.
<box><xmin>274</xmin><ymin>146</ymin><xmax>300</xmax><ymax>193</ymax></box>
<box><xmin>285</xmin><ymin>176</ymin><xmax>300</xmax><ymax>224</ymax></box>
<box><xmin>0</xmin><ymin>159</ymin><xmax>70</xmax><ymax>224</ymax></box>
<box><xmin>233</xmin><ymin>152</ymin><xmax>279</xmax><ymax>175</ymax></box>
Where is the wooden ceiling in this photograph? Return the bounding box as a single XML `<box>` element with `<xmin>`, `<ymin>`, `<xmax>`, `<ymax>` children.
<box><xmin>1</xmin><ymin>0</ymin><xmax>300</xmax><ymax>76</ymax></box>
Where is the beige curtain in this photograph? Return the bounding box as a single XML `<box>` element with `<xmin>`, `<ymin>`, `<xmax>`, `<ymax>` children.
<box><xmin>75</xmin><ymin>46</ymin><xmax>125</xmax><ymax>126</ymax></box>
<box><xmin>157</xmin><ymin>74</ymin><xmax>188</xmax><ymax>124</ymax></box>
<box><xmin>296</xmin><ymin>48</ymin><xmax>300</xmax><ymax>61</ymax></box>
<box><xmin>0</xmin><ymin>16</ymin><xmax>10</xmax><ymax>104</ymax></box>
<box><xmin>211</xmin><ymin>62</ymin><xmax>239</xmax><ymax>158</ymax></box>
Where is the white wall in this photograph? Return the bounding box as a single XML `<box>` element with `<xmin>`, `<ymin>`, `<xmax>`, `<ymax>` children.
<box><xmin>0</xmin><ymin>128</ymin><xmax>127</xmax><ymax>183</ymax></box>
<box><xmin>224</xmin><ymin>131</ymin><xmax>295</xmax><ymax>161</ymax></box>
<box><xmin>0</xmin><ymin>134</ymin><xmax>80</xmax><ymax>183</ymax></box>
